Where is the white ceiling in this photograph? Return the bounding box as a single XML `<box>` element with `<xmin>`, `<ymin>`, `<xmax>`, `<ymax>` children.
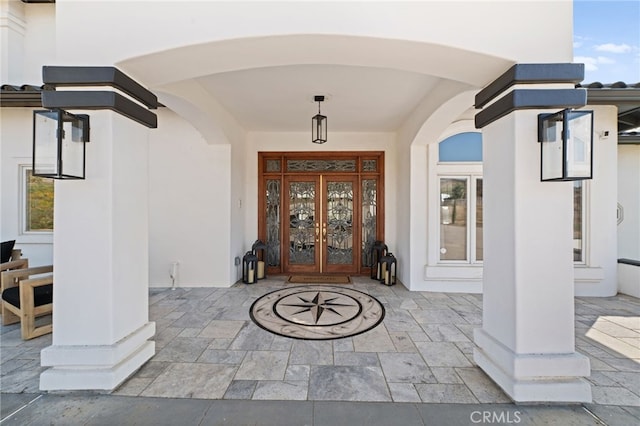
<box><xmin>196</xmin><ymin>64</ymin><xmax>442</xmax><ymax>132</ymax></box>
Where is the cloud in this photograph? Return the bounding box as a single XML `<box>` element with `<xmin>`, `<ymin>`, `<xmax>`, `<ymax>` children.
<box><xmin>574</xmin><ymin>56</ymin><xmax>616</xmax><ymax>72</ymax></box>
<box><xmin>595</xmin><ymin>43</ymin><xmax>632</xmax><ymax>54</ymax></box>
<box><xmin>575</xmin><ymin>56</ymin><xmax>598</xmax><ymax>71</ymax></box>
<box><xmin>597</xmin><ymin>56</ymin><xmax>615</xmax><ymax>64</ymax></box>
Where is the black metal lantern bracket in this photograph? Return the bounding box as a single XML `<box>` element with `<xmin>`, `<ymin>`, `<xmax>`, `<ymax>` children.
<box><xmin>537</xmin><ymin>108</ymin><xmax>594</xmax><ymax>182</ymax></box>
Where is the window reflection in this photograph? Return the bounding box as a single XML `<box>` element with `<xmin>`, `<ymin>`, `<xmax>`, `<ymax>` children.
<box><xmin>440</xmin><ymin>178</ymin><xmax>468</xmax><ymax>261</ymax></box>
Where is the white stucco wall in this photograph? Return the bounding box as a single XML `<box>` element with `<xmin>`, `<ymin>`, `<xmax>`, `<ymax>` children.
<box><xmin>148</xmin><ymin>108</ymin><xmax>232</xmax><ymax>287</ymax></box>
<box><xmin>0</xmin><ymin>1</ymin><xmax>55</xmax><ymax>85</ymax></box>
<box><xmin>617</xmin><ymin>144</ymin><xmax>640</xmax><ymax>260</ymax></box>
<box><xmin>54</xmin><ymin>1</ymin><xmax>572</xmax><ymax>75</ymax></box>
<box><xmin>617</xmin><ymin>143</ymin><xmax>640</xmax><ymax>298</ymax></box>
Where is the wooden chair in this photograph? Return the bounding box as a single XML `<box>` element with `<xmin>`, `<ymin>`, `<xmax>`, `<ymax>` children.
<box><xmin>1</xmin><ymin>258</ymin><xmax>54</xmax><ymax>340</ymax></box>
<box><xmin>1</xmin><ymin>248</ymin><xmax>28</xmax><ymax>319</ymax></box>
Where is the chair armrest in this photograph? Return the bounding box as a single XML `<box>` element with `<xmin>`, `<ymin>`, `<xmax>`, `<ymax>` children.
<box><xmin>1</xmin><ymin>259</ymin><xmax>29</xmax><ymax>273</ymax></box>
<box><xmin>21</xmin><ymin>275</ymin><xmax>54</xmax><ymax>289</ymax></box>
<box><xmin>1</xmin><ymin>265</ymin><xmax>53</xmax><ymax>292</ymax></box>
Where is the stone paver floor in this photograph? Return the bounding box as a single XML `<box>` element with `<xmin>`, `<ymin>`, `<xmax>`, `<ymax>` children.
<box><xmin>1</xmin><ymin>276</ymin><xmax>638</xmax><ymax>418</ymax></box>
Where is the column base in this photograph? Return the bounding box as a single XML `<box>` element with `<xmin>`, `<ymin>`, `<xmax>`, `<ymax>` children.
<box><xmin>474</xmin><ymin>328</ymin><xmax>592</xmax><ymax>403</ymax></box>
<box><xmin>40</xmin><ymin>322</ymin><xmax>155</xmax><ymax>391</ymax></box>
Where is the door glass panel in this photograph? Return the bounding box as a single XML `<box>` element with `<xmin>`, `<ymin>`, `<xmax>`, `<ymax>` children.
<box><xmin>289</xmin><ymin>182</ymin><xmax>316</xmax><ymax>264</ymax></box>
<box><xmin>326</xmin><ymin>181</ymin><xmax>354</xmax><ymax>265</ymax></box>
<box><xmin>362</xmin><ymin>159</ymin><xmax>377</xmax><ymax>172</ymax></box>
<box><xmin>266</xmin><ymin>179</ymin><xmax>281</xmax><ymax>267</ymax></box>
<box><xmin>266</xmin><ymin>159</ymin><xmax>281</xmax><ymax>172</ymax></box>
<box><xmin>361</xmin><ymin>179</ymin><xmax>377</xmax><ymax>267</ymax></box>
<box><xmin>440</xmin><ymin>178</ymin><xmax>468</xmax><ymax>261</ymax></box>
<box><xmin>287</xmin><ymin>159</ymin><xmax>356</xmax><ymax>172</ymax></box>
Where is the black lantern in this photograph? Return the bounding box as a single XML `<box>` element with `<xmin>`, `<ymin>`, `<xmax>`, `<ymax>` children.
<box><xmin>379</xmin><ymin>252</ymin><xmax>397</xmax><ymax>286</ymax></box>
<box><xmin>242</xmin><ymin>251</ymin><xmax>258</xmax><ymax>284</ymax></box>
<box><xmin>538</xmin><ymin>109</ymin><xmax>593</xmax><ymax>181</ymax></box>
<box><xmin>252</xmin><ymin>240</ymin><xmax>268</xmax><ymax>280</ymax></box>
<box><xmin>370</xmin><ymin>241</ymin><xmax>388</xmax><ymax>280</ymax></box>
<box><xmin>33</xmin><ymin>109</ymin><xmax>89</xmax><ymax>180</ymax></box>
<box><xmin>312</xmin><ymin>95</ymin><xmax>327</xmax><ymax>144</ymax></box>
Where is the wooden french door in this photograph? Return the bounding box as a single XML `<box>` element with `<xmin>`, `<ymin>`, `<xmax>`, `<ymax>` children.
<box><xmin>258</xmin><ymin>152</ymin><xmax>384</xmax><ymax>276</ymax></box>
<box><xmin>284</xmin><ymin>175</ymin><xmax>359</xmax><ymax>274</ymax></box>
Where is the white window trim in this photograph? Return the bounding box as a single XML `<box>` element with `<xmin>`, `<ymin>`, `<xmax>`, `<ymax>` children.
<box><xmin>19</xmin><ymin>163</ymin><xmax>54</xmax><ymax>240</ymax></box>
<box><xmin>573</xmin><ymin>180</ymin><xmax>589</xmax><ymax>266</ymax></box>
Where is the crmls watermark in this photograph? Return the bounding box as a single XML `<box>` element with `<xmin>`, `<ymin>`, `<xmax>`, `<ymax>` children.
<box><xmin>470</xmin><ymin>410</ymin><xmax>522</xmax><ymax>424</ymax></box>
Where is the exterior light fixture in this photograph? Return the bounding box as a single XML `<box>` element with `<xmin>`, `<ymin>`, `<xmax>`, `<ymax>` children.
<box><xmin>312</xmin><ymin>95</ymin><xmax>327</xmax><ymax>144</ymax></box>
<box><xmin>33</xmin><ymin>109</ymin><xmax>89</xmax><ymax>180</ymax></box>
<box><xmin>538</xmin><ymin>109</ymin><xmax>593</xmax><ymax>181</ymax></box>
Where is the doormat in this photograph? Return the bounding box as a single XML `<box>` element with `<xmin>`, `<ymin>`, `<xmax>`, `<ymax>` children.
<box><xmin>287</xmin><ymin>275</ymin><xmax>351</xmax><ymax>284</ymax></box>
<box><xmin>250</xmin><ymin>285</ymin><xmax>385</xmax><ymax>340</ymax></box>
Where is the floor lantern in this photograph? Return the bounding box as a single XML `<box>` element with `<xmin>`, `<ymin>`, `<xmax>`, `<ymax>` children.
<box><xmin>242</xmin><ymin>251</ymin><xmax>258</xmax><ymax>284</ymax></box>
<box><xmin>252</xmin><ymin>240</ymin><xmax>268</xmax><ymax>280</ymax></box>
<box><xmin>370</xmin><ymin>241</ymin><xmax>388</xmax><ymax>280</ymax></box>
<box><xmin>379</xmin><ymin>252</ymin><xmax>397</xmax><ymax>286</ymax></box>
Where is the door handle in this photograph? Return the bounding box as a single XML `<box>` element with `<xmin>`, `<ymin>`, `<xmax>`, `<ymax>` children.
<box><xmin>315</xmin><ymin>223</ymin><xmax>320</xmax><ymax>242</ymax></box>
<box><xmin>322</xmin><ymin>223</ymin><xmax>327</xmax><ymax>242</ymax></box>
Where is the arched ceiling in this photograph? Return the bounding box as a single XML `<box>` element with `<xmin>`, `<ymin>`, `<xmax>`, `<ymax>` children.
<box><xmin>120</xmin><ymin>35</ymin><xmax>513</xmax><ymax>137</ymax></box>
<box><xmin>196</xmin><ymin>64</ymin><xmax>440</xmax><ymax>132</ymax></box>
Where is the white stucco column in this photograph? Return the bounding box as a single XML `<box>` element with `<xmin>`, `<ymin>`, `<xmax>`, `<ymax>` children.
<box><xmin>473</xmin><ymin>105</ymin><xmax>591</xmax><ymax>403</ymax></box>
<box><xmin>40</xmin><ymin>110</ymin><xmax>155</xmax><ymax>391</ymax></box>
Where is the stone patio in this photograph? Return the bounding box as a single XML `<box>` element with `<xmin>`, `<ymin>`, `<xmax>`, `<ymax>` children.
<box><xmin>1</xmin><ymin>276</ymin><xmax>638</xmax><ymax>416</ymax></box>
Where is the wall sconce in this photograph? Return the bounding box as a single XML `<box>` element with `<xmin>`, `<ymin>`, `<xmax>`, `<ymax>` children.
<box><xmin>312</xmin><ymin>95</ymin><xmax>327</xmax><ymax>144</ymax></box>
<box><xmin>538</xmin><ymin>109</ymin><xmax>593</xmax><ymax>181</ymax></box>
<box><xmin>33</xmin><ymin>109</ymin><xmax>90</xmax><ymax>180</ymax></box>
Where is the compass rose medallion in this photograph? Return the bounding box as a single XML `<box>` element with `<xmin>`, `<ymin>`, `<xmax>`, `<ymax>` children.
<box><xmin>249</xmin><ymin>285</ymin><xmax>385</xmax><ymax>340</ymax></box>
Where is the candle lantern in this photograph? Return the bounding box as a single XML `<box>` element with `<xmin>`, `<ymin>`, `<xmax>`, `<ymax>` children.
<box><xmin>370</xmin><ymin>241</ymin><xmax>388</xmax><ymax>280</ymax></box>
<box><xmin>379</xmin><ymin>252</ymin><xmax>397</xmax><ymax>286</ymax></box>
<box><xmin>252</xmin><ymin>239</ymin><xmax>268</xmax><ymax>280</ymax></box>
<box><xmin>242</xmin><ymin>251</ymin><xmax>258</xmax><ymax>284</ymax></box>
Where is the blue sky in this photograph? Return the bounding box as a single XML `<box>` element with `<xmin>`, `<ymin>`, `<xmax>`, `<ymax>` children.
<box><xmin>574</xmin><ymin>0</ymin><xmax>640</xmax><ymax>83</ymax></box>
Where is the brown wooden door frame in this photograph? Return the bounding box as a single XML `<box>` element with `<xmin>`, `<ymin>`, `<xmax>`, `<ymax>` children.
<box><xmin>258</xmin><ymin>151</ymin><xmax>384</xmax><ymax>276</ymax></box>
